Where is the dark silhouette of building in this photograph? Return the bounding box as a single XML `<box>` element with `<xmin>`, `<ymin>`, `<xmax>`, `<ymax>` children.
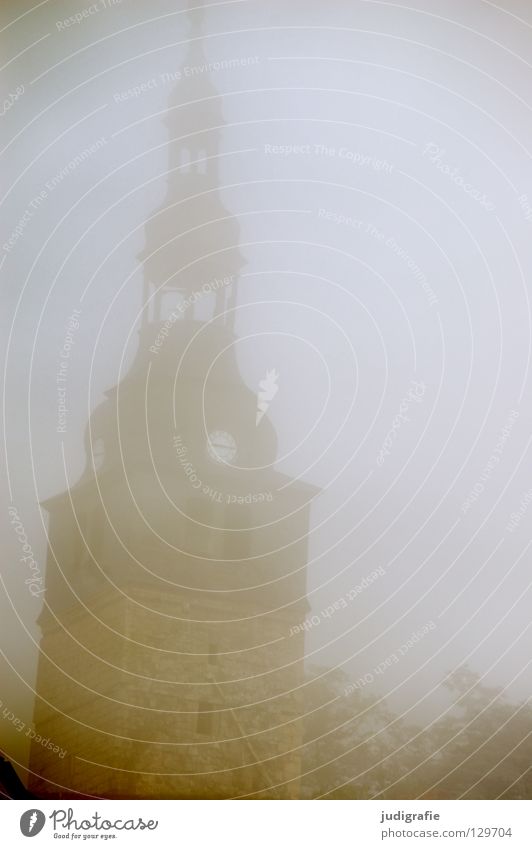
<box><xmin>0</xmin><ymin>753</ymin><xmax>33</xmax><ymax>799</ymax></box>
<box><xmin>29</xmin><ymin>1</ymin><xmax>317</xmax><ymax>799</ymax></box>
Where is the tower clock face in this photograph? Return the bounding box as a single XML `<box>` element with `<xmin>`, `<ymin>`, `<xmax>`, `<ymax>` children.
<box><xmin>207</xmin><ymin>430</ymin><xmax>237</xmax><ymax>464</ymax></box>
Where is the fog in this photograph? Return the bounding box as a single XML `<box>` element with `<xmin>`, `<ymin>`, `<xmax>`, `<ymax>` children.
<box><xmin>1</xmin><ymin>0</ymin><xmax>531</xmax><ymax>798</ymax></box>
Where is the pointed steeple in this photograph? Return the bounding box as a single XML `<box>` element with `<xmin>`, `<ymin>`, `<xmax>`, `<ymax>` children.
<box><xmin>139</xmin><ymin>0</ymin><xmax>244</xmax><ymax>332</ymax></box>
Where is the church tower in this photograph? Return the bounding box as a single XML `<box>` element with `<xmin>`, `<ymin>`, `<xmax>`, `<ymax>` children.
<box><xmin>29</xmin><ymin>2</ymin><xmax>318</xmax><ymax>800</ymax></box>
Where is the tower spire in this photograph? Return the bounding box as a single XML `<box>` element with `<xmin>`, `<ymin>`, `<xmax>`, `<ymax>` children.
<box><xmin>188</xmin><ymin>0</ymin><xmax>205</xmax><ymax>44</ymax></box>
<box><xmin>139</xmin><ymin>0</ymin><xmax>244</xmax><ymax>333</ymax></box>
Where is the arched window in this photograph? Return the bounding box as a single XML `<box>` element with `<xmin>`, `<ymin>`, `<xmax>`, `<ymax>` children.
<box><xmin>92</xmin><ymin>437</ymin><xmax>105</xmax><ymax>471</ymax></box>
<box><xmin>180</xmin><ymin>148</ymin><xmax>191</xmax><ymax>172</ymax></box>
<box><xmin>224</xmin><ymin>504</ymin><xmax>251</xmax><ymax>560</ymax></box>
<box><xmin>197</xmin><ymin>149</ymin><xmax>207</xmax><ymax>175</ymax></box>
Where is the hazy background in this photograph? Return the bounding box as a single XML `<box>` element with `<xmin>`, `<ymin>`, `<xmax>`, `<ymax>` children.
<box><xmin>1</xmin><ymin>0</ymin><xmax>532</xmax><ymax>796</ymax></box>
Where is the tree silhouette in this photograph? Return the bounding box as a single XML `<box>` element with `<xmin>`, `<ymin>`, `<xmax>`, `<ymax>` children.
<box><xmin>417</xmin><ymin>669</ymin><xmax>532</xmax><ymax>800</ymax></box>
<box><xmin>301</xmin><ymin>666</ymin><xmax>531</xmax><ymax>799</ymax></box>
<box><xmin>301</xmin><ymin>666</ymin><xmax>425</xmax><ymax>799</ymax></box>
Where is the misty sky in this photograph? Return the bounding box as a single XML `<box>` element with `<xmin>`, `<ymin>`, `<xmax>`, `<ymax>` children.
<box><xmin>2</xmin><ymin>0</ymin><xmax>532</xmax><ymax>776</ymax></box>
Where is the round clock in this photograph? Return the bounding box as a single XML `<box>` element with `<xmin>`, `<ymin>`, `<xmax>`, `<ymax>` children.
<box><xmin>207</xmin><ymin>430</ymin><xmax>237</xmax><ymax>464</ymax></box>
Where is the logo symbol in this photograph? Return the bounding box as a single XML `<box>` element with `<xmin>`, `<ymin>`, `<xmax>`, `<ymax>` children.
<box><xmin>20</xmin><ymin>810</ymin><xmax>46</xmax><ymax>837</ymax></box>
<box><xmin>256</xmin><ymin>369</ymin><xmax>279</xmax><ymax>425</ymax></box>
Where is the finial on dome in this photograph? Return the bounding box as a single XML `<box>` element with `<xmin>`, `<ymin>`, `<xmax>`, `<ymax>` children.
<box><xmin>187</xmin><ymin>0</ymin><xmax>205</xmax><ymax>38</ymax></box>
